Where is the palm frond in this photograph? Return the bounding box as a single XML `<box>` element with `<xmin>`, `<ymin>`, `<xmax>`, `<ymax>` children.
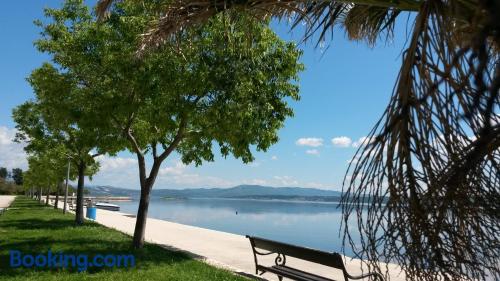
<box><xmin>97</xmin><ymin>0</ymin><xmax>421</xmax><ymax>49</ymax></box>
<box><xmin>96</xmin><ymin>0</ymin><xmax>114</xmax><ymax>19</ymax></box>
<box><xmin>341</xmin><ymin>0</ymin><xmax>499</xmax><ymax>280</ymax></box>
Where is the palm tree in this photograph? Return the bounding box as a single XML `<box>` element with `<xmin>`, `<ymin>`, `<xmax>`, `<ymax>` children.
<box><xmin>97</xmin><ymin>1</ymin><xmax>499</xmax><ymax>280</ymax></box>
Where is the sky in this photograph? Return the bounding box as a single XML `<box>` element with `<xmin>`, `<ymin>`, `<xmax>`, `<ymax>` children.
<box><xmin>0</xmin><ymin>1</ymin><xmax>412</xmax><ymax>191</ymax></box>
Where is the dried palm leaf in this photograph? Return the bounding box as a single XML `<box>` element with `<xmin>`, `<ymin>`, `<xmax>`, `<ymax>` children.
<box><xmin>97</xmin><ymin>1</ymin><xmax>421</xmax><ymax>49</ymax></box>
<box><xmin>342</xmin><ymin>0</ymin><xmax>499</xmax><ymax>280</ymax></box>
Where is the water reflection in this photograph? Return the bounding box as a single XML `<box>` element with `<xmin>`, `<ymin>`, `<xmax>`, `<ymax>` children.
<box><xmin>115</xmin><ymin>197</ymin><xmax>361</xmax><ymax>256</ymax></box>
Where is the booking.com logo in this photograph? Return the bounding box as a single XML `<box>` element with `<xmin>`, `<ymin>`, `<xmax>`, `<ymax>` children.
<box><xmin>9</xmin><ymin>250</ymin><xmax>135</xmax><ymax>271</ymax></box>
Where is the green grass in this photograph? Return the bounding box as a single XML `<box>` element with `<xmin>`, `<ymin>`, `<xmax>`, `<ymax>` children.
<box><xmin>0</xmin><ymin>197</ymin><xmax>248</xmax><ymax>281</ymax></box>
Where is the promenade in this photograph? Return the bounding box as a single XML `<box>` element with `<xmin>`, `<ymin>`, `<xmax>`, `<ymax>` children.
<box><xmin>0</xmin><ymin>195</ymin><xmax>16</xmax><ymax>208</ymax></box>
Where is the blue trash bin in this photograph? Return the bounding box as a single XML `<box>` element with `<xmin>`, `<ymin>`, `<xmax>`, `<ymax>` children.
<box><xmin>86</xmin><ymin>207</ymin><xmax>97</xmax><ymax>220</ymax></box>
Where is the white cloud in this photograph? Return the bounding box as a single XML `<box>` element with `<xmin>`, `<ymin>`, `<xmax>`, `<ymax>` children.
<box><xmin>92</xmin><ymin>157</ymin><xmax>235</xmax><ymax>189</ymax></box>
<box><xmin>91</xmin><ymin>155</ymin><xmax>139</xmax><ymax>188</ymax></box>
<box><xmin>242</xmin><ymin>178</ymin><xmax>268</xmax><ymax>185</ymax></box>
<box><xmin>0</xmin><ymin>126</ymin><xmax>28</xmax><ymax>170</ymax></box>
<box><xmin>157</xmin><ymin>160</ymin><xmax>234</xmax><ymax>188</ymax></box>
<box><xmin>273</xmin><ymin>176</ymin><xmax>299</xmax><ymax>186</ymax></box>
<box><xmin>248</xmin><ymin>161</ymin><xmax>260</xmax><ymax>168</ymax></box>
<box><xmin>295</xmin><ymin>137</ymin><xmax>323</xmax><ymax>147</ymax></box>
<box><xmin>347</xmin><ymin>156</ymin><xmax>359</xmax><ymax>164</ymax></box>
<box><xmin>159</xmin><ymin>161</ymin><xmax>187</xmax><ymax>175</ymax></box>
<box><xmin>95</xmin><ymin>155</ymin><xmax>136</xmax><ymax>172</ymax></box>
<box><xmin>306</xmin><ymin>149</ymin><xmax>319</xmax><ymax>155</ymax></box>
<box><xmin>331</xmin><ymin>136</ymin><xmax>352</xmax><ymax>148</ymax></box>
<box><xmin>88</xmin><ymin>156</ymin><xmax>334</xmax><ymax>190</ymax></box>
<box><xmin>271</xmin><ymin>155</ymin><xmax>278</xmax><ymax>161</ymax></box>
<box><xmin>303</xmin><ymin>182</ymin><xmax>334</xmax><ymax>189</ymax></box>
<box><xmin>352</xmin><ymin>136</ymin><xmax>375</xmax><ymax>148</ymax></box>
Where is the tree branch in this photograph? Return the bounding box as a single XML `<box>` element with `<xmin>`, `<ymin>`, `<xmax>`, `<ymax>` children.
<box><xmin>152</xmin><ymin>141</ymin><xmax>158</xmax><ymax>159</ymax></box>
<box><xmin>126</xmin><ymin>128</ymin><xmax>144</xmax><ymax>157</ymax></box>
<box><xmin>158</xmin><ymin>117</ymin><xmax>187</xmax><ymax>162</ymax></box>
<box><xmin>144</xmin><ymin>116</ymin><xmax>188</xmax><ymax>188</ymax></box>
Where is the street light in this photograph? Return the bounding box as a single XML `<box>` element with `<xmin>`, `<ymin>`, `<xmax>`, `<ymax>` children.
<box><xmin>63</xmin><ymin>155</ymin><xmax>71</xmax><ymax>214</ymax></box>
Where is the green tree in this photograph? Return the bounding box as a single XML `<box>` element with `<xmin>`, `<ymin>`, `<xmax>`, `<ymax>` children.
<box><xmin>24</xmin><ymin>159</ymin><xmax>49</xmax><ymax>203</ymax></box>
<box><xmin>13</xmin><ymin>98</ymin><xmax>100</xmax><ymax>223</ymax></box>
<box><xmin>22</xmin><ymin>169</ymin><xmax>37</xmax><ymax>198</ymax></box>
<box><xmin>37</xmin><ymin>0</ymin><xmax>303</xmax><ymax>248</ymax></box>
<box><xmin>0</xmin><ymin>167</ymin><xmax>7</xmax><ymax>179</ymax></box>
<box><xmin>11</xmin><ymin>168</ymin><xmax>23</xmax><ymax>186</ymax></box>
<box><xmin>23</xmin><ymin>144</ymin><xmax>80</xmax><ymax>206</ymax></box>
<box><xmin>20</xmin><ymin>1</ymin><xmax>111</xmax><ymax>224</ymax></box>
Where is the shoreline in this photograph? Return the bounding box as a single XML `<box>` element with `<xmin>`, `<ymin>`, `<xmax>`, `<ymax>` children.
<box><xmin>48</xmin><ymin>197</ymin><xmax>406</xmax><ymax>280</ymax></box>
<box><xmin>139</xmin><ymin>196</ymin><xmax>379</xmax><ymax>206</ymax></box>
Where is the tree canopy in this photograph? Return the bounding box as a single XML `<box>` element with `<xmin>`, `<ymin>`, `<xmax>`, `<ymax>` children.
<box><xmin>13</xmin><ymin>64</ymin><xmax>100</xmax><ymax>224</ymax></box>
<box><xmin>11</xmin><ymin>168</ymin><xmax>23</xmax><ymax>186</ymax></box>
<box><xmin>21</xmin><ymin>0</ymin><xmax>303</xmax><ymax>248</ymax></box>
<box><xmin>0</xmin><ymin>167</ymin><xmax>7</xmax><ymax>179</ymax></box>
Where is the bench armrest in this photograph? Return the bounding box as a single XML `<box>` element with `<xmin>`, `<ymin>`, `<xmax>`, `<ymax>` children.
<box><xmin>346</xmin><ymin>272</ymin><xmax>385</xmax><ymax>281</ymax></box>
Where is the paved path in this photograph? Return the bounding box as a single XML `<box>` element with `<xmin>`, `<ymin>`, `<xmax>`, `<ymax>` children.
<box><xmin>0</xmin><ymin>195</ymin><xmax>16</xmax><ymax>208</ymax></box>
<box><xmin>91</xmin><ymin>208</ymin><xmax>406</xmax><ymax>281</ymax></box>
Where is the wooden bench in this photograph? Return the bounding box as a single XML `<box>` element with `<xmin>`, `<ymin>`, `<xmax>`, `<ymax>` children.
<box><xmin>246</xmin><ymin>236</ymin><xmax>384</xmax><ymax>281</ymax></box>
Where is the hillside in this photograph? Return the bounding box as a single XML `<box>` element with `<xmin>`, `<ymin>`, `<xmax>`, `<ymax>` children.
<box><xmin>87</xmin><ymin>185</ymin><xmax>342</xmax><ymax>201</ymax></box>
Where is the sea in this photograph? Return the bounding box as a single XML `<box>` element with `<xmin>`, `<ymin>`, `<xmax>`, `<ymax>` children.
<box><xmin>113</xmin><ymin>197</ymin><xmax>362</xmax><ymax>257</ymax></box>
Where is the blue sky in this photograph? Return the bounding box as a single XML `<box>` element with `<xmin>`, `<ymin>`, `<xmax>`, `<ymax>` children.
<box><xmin>0</xmin><ymin>1</ymin><xmax>410</xmax><ymax>190</ymax></box>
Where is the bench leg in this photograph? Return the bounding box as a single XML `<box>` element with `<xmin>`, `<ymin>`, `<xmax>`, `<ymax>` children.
<box><xmin>278</xmin><ymin>276</ymin><xmax>283</xmax><ymax>281</ymax></box>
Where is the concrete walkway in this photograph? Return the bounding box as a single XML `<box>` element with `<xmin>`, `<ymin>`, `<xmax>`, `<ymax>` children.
<box><xmin>89</xmin><ymin>207</ymin><xmax>406</xmax><ymax>281</ymax></box>
<box><xmin>0</xmin><ymin>195</ymin><xmax>16</xmax><ymax>208</ymax></box>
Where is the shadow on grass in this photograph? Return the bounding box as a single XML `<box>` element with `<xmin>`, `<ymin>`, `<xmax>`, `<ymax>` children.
<box><xmin>0</xmin><ymin>241</ymin><xmax>193</xmax><ymax>276</ymax></box>
<box><xmin>0</xmin><ymin>218</ymin><xmax>99</xmax><ymax>231</ymax></box>
<box><xmin>0</xmin><ymin>197</ymin><xmax>195</xmax><ymax>278</ymax></box>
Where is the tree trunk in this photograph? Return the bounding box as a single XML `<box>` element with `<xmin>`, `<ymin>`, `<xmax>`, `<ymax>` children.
<box><xmin>54</xmin><ymin>182</ymin><xmax>61</xmax><ymax>209</ymax></box>
<box><xmin>39</xmin><ymin>187</ymin><xmax>42</xmax><ymax>203</ymax></box>
<box><xmin>128</xmin><ymin>127</ymin><xmax>183</xmax><ymax>248</ymax></box>
<box><xmin>132</xmin><ymin>184</ymin><xmax>152</xmax><ymax>248</ymax></box>
<box><xmin>45</xmin><ymin>187</ymin><xmax>50</xmax><ymax>206</ymax></box>
<box><xmin>75</xmin><ymin>161</ymin><xmax>86</xmax><ymax>225</ymax></box>
<box><xmin>132</xmin><ymin>151</ymin><xmax>167</xmax><ymax>248</ymax></box>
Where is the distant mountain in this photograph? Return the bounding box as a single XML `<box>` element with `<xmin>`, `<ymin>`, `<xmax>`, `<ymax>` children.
<box><xmin>87</xmin><ymin>185</ymin><xmax>140</xmax><ymax>197</ymax></box>
<box><xmin>87</xmin><ymin>185</ymin><xmax>342</xmax><ymax>201</ymax></box>
<box><xmin>153</xmin><ymin>185</ymin><xmax>342</xmax><ymax>198</ymax></box>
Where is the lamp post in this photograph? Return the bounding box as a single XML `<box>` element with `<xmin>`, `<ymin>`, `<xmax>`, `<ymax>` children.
<box><xmin>63</xmin><ymin>157</ymin><xmax>71</xmax><ymax>214</ymax></box>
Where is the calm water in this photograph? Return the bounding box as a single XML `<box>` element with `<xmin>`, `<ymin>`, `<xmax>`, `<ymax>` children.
<box><xmin>114</xmin><ymin>198</ymin><xmax>361</xmax><ymax>257</ymax></box>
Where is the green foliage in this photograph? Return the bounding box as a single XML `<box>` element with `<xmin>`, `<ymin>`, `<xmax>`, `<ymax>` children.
<box><xmin>22</xmin><ymin>0</ymin><xmax>302</xmax><ymax>241</ymax></box>
<box><xmin>0</xmin><ymin>167</ymin><xmax>7</xmax><ymax>179</ymax></box>
<box><xmin>12</xmin><ymin>101</ymin><xmax>98</xmax><ymax>181</ymax></box>
<box><xmin>0</xmin><ymin>179</ymin><xmax>23</xmax><ymax>195</ymax></box>
<box><xmin>33</xmin><ymin>0</ymin><xmax>303</xmax><ymax>167</ymax></box>
<box><xmin>23</xmin><ymin>144</ymin><xmax>80</xmax><ymax>194</ymax></box>
<box><xmin>11</xmin><ymin>168</ymin><xmax>23</xmax><ymax>186</ymax></box>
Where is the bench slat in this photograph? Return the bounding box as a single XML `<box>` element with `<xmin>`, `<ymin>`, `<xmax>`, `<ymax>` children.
<box><xmin>271</xmin><ymin>265</ymin><xmax>336</xmax><ymax>281</ymax></box>
<box><xmin>248</xmin><ymin>235</ymin><xmax>345</xmax><ymax>269</ymax></box>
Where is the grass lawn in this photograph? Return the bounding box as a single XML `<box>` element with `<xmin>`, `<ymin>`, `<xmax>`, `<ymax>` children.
<box><xmin>0</xmin><ymin>197</ymin><xmax>248</xmax><ymax>281</ymax></box>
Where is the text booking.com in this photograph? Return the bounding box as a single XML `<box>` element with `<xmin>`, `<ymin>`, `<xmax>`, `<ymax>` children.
<box><xmin>9</xmin><ymin>250</ymin><xmax>135</xmax><ymax>271</ymax></box>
